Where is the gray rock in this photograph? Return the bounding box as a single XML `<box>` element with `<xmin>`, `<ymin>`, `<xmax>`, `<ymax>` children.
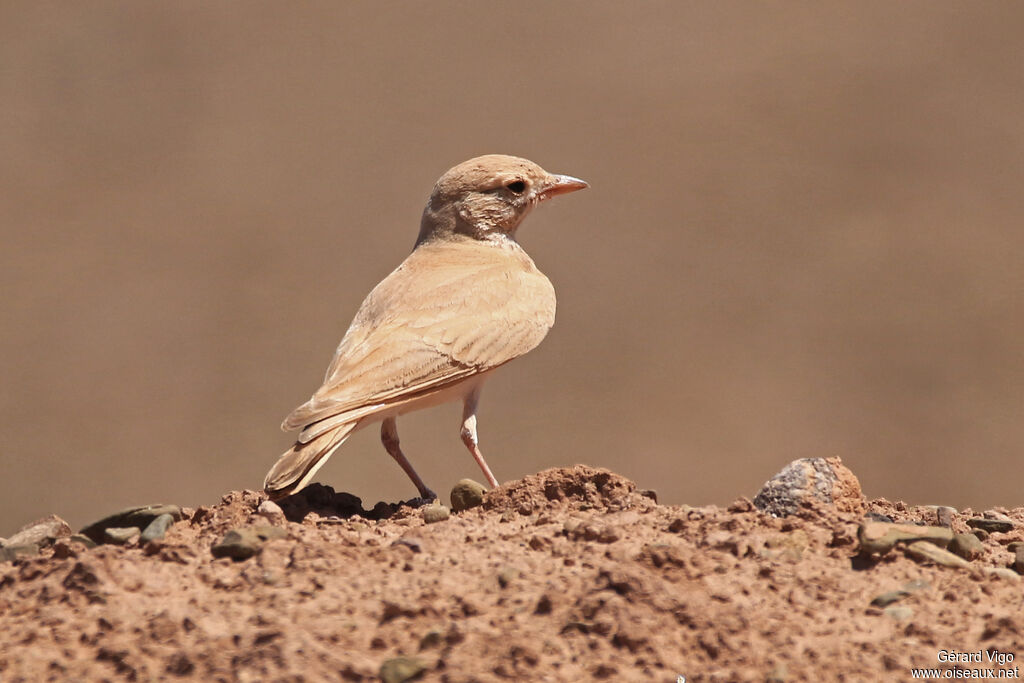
<box><xmin>80</xmin><ymin>504</ymin><xmax>184</xmax><ymax>543</ymax></box>
<box><xmin>211</xmin><ymin>525</ymin><xmax>287</xmax><ymax>561</ymax></box>
<box><xmin>140</xmin><ymin>514</ymin><xmax>175</xmax><ymax>543</ymax></box>
<box><xmin>870</xmin><ymin>579</ymin><xmax>929</xmax><ymax>607</ymax></box>
<box><xmin>257</xmin><ymin>500</ymin><xmax>286</xmax><ymax>525</ymax></box>
<box><xmin>949</xmin><ymin>533</ymin><xmax>984</xmax><ymax>561</ymax></box>
<box><xmin>69</xmin><ymin>534</ymin><xmax>97</xmax><ymax>549</ymax></box>
<box><xmin>4</xmin><ymin>514</ymin><xmax>72</xmax><ymax>548</ymax></box>
<box><xmin>753</xmin><ymin>457</ymin><xmax>863</xmax><ymax>517</ymax></box>
<box><xmin>379</xmin><ymin>656</ymin><xmax>427</xmax><ymax>683</ymax></box>
<box><xmin>1013</xmin><ymin>546</ymin><xmax>1024</xmax><ymax>575</ymax></box>
<box><xmin>986</xmin><ymin>567</ymin><xmax>1021</xmax><ymax>581</ymax></box>
<box><xmin>0</xmin><ymin>544</ymin><xmax>39</xmax><ymax>563</ymax></box>
<box><xmin>421</xmin><ymin>504</ymin><xmax>450</xmax><ymax>524</ymax></box>
<box><xmin>450</xmin><ymin>479</ymin><xmax>487</xmax><ymax>512</ymax></box>
<box><xmin>967</xmin><ymin>518</ymin><xmax>1014</xmax><ymax>534</ymax></box>
<box><xmin>104</xmin><ymin>527</ymin><xmax>141</xmax><ymax>545</ymax></box>
<box><xmin>418</xmin><ymin>628</ymin><xmax>443</xmax><ymax>650</ymax></box>
<box><xmin>884</xmin><ymin>606</ymin><xmax>914</xmax><ymax>620</ymax></box>
<box><xmin>935</xmin><ymin>506</ymin><xmax>956</xmax><ymax>527</ymax></box>
<box><xmin>858</xmin><ymin>522</ymin><xmax>953</xmax><ymax>555</ymax></box>
<box><xmin>902</xmin><ymin>540</ymin><xmax>971</xmax><ymax>569</ymax></box>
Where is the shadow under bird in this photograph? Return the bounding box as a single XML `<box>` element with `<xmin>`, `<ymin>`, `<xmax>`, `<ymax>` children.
<box><xmin>264</xmin><ymin>154</ymin><xmax>588</xmax><ymax>501</ymax></box>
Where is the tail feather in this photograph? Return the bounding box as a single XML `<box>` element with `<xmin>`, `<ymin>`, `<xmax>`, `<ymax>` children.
<box><xmin>263</xmin><ymin>421</ymin><xmax>357</xmax><ymax>499</ymax></box>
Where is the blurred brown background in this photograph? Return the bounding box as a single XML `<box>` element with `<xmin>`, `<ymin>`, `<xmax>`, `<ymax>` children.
<box><xmin>3</xmin><ymin>3</ymin><xmax>1022</xmax><ymax>531</ymax></box>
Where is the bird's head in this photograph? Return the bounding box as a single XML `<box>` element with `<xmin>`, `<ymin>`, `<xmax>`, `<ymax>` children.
<box><xmin>417</xmin><ymin>154</ymin><xmax>587</xmax><ymax>245</ymax></box>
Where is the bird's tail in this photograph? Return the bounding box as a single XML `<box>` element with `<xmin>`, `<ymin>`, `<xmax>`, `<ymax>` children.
<box><xmin>263</xmin><ymin>421</ymin><xmax>358</xmax><ymax>499</ymax></box>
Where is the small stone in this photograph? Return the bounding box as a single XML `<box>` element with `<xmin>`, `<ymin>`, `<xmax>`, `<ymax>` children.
<box><xmin>1013</xmin><ymin>546</ymin><xmax>1024</xmax><ymax>575</ymax></box>
<box><xmin>0</xmin><ymin>544</ymin><xmax>39</xmax><ymax>563</ymax></box>
<box><xmin>902</xmin><ymin>540</ymin><xmax>971</xmax><ymax>569</ymax></box>
<box><xmin>949</xmin><ymin>533</ymin><xmax>984</xmax><ymax>561</ymax></box>
<box><xmin>450</xmin><ymin>479</ymin><xmax>487</xmax><ymax>512</ymax></box>
<box><xmin>4</xmin><ymin>514</ymin><xmax>72</xmax><ymax>548</ymax></box>
<box><xmin>638</xmin><ymin>489</ymin><xmax>658</xmax><ymax>503</ymax></box>
<box><xmin>858</xmin><ymin>522</ymin><xmax>953</xmax><ymax>555</ymax></box>
<box><xmin>967</xmin><ymin>518</ymin><xmax>1014</xmax><ymax>534</ymax></box>
<box><xmin>257</xmin><ymin>500</ymin><xmax>286</xmax><ymax>525</ymax></box>
<box><xmin>884</xmin><ymin>606</ymin><xmax>914</xmax><ymax>620</ymax></box>
<box><xmin>80</xmin><ymin>505</ymin><xmax>184</xmax><ymax>544</ymax></box>
<box><xmin>140</xmin><ymin>514</ymin><xmax>175</xmax><ymax>544</ymax></box>
<box><xmin>1008</xmin><ymin>541</ymin><xmax>1024</xmax><ymax>553</ymax></box>
<box><xmin>497</xmin><ymin>566</ymin><xmax>518</xmax><ymax>588</ymax></box>
<box><xmin>379</xmin><ymin>656</ymin><xmax>426</xmax><ymax>683</ymax></box>
<box><xmin>211</xmin><ymin>525</ymin><xmax>287</xmax><ymax>561</ymax></box>
<box><xmin>753</xmin><ymin>457</ymin><xmax>865</xmax><ymax>517</ymax></box>
<box><xmin>104</xmin><ymin>527</ymin><xmax>141</xmax><ymax>545</ymax></box>
<box><xmin>973</xmin><ymin>529</ymin><xmax>990</xmax><ymax>541</ymax></box>
<box><xmin>418</xmin><ymin>628</ymin><xmax>443</xmax><ymax>651</ymax></box>
<box><xmin>69</xmin><ymin>534</ymin><xmax>97</xmax><ymax>549</ymax></box>
<box><xmin>871</xmin><ymin>590</ymin><xmax>910</xmax><ymax>607</ymax></box>
<box><xmin>935</xmin><ymin>506</ymin><xmax>956</xmax><ymax>527</ymax></box>
<box><xmin>986</xmin><ymin>567</ymin><xmax>1021</xmax><ymax>581</ymax></box>
<box><xmin>421</xmin><ymin>505</ymin><xmax>450</xmax><ymax>524</ymax></box>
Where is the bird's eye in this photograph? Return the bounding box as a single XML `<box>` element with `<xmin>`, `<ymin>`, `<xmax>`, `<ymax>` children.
<box><xmin>506</xmin><ymin>180</ymin><xmax>526</xmax><ymax>194</ymax></box>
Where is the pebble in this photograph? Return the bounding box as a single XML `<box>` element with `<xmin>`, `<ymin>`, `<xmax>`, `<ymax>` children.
<box><xmin>3</xmin><ymin>514</ymin><xmax>72</xmax><ymax>548</ymax></box>
<box><xmin>69</xmin><ymin>534</ymin><xmax>97</xmax><ymax>549</ymax></box>
<box><xmin>140</xmin><ymin>514</ymin><xmax>175</xmax><ymax>543</ymax></box>
<box><xmin>104</xmin><ymin>527</ymin><xmax>141</xmax><ymax>545</ymax></box>
<box><xmin>986</xmin><ymin>567</ymin><xmax>1021</xmax><ymax>581</ymax></box>
<box><xmin>379</xmin><ymin>656</ymin><xmax>426</xmax><ymax>683</ymax></box>
<box><xmin>421</xmin><ymin>505</ymin><xmax>450</xmax><ymax>524</ymax></box>
<box><xmin>902</xmin><ymin>540</ymin><xmax>971</xmax><ymax>569</ymax></box>
<box><xmin>935</xmin><ymin>506</ymin><xmax>956</xmax><ymax>527</ymax></box>
<box><xmin>858</xmin><ymin>522</ymin><xmax>953</xmax><ymax>555</ymax></box>
<box><xmin>884</xmin><ymin>606</ymin><xmax>914</xmax><ymax>620</ymax></box>
<box><xmin>0</xmin><ymin>544</ymin><xmax>39</xmax><ymax>563</ymax></box>
<box><xmin>418</xmin><ymin>628</ymin><xmax>443</xmax><ymax>650</ymax></box>
<box><xmin>450</xmin><ymin>479</ymin><xmax>487</xmax><ymax>512</ymax></box>
<box><xmin>1013</xmin><ymin>546</ymin><xmax>1024</xmax><ymax>575</ymax></box>
<box><xmin>257</xmin><ymin>500</ymin><xmax>286</xmax><ymax>525</ymax></box>
<box><xmin>211</xmin><ymin>525</ymin><xmax>287</xmax><ymax>561</ymax></box>
<box><xmin>949</xmin><ymin>533</ymin><xmax>984</xmax><ymax>561</ymax></box>
<box><xmin>80</xmin><ymin>504</ymin><xmax>184</xmax><ymax>544</ymax></box>
<box><xmin>753</xmin><ymin>457</ymin><xmax>865</xmax><ymax>517</ymax></box>
<box><xmin>870</xmin><ymin>579</ymin><xmax>929</xmax><ymax>607</ymax></box>
<box><xmin>966</xmin><ymin>518</ymin><xmax>1014</xmax><ymax>534</ymax></box>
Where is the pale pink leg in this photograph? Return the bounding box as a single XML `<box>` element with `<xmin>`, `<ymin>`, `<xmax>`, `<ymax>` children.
<box><xmin>381</xmin><ymin>417</ymin><xmax>436</xmax><ymax>500</ymax></box>
<box><xmin>461</xmin><ymin>388</ymin><xmax>498</xmax><ymax>488</ymax></box>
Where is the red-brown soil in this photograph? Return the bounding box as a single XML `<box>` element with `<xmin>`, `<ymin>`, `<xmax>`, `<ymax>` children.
<box><xmin>2</xmin><ymin>465</ymin><xmax>1024</xmax><ymax>682</ymax></box>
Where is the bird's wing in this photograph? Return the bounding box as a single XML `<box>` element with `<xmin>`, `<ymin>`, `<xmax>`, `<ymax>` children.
<box><xmin>282</xmin><ymin>240</ymin><xmax>556</xmax><ymax>434</ymax></box>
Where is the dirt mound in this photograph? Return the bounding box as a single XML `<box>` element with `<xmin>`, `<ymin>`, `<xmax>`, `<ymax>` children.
<box><xmin>2</xmin><ymin>464</ymin><xmax>1024</xmax><ymax>681</ymax></box>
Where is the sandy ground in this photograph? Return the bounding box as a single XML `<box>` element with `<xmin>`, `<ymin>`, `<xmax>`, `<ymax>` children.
<box><xmin>3</xmin><ymin>463</ymin><xmax>1024</xmax><ymax>682</ymax></box>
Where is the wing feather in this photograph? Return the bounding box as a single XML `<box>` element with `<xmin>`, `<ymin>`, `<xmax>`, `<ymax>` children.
<box><xmin>282</xmin><ymin>238</ymin><xmax>555</xmax><ymax>432</ymax></box>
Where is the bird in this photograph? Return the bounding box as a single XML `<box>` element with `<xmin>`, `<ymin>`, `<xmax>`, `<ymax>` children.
<box><xmin>263</xmin><ymin>154</ymin><xmax>588</xmax><ymax>501</ymax></box>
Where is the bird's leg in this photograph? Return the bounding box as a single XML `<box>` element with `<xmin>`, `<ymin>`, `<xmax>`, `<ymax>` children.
<box><xmin>381</xmin><ymin>417</ymin><xmax>436</xmax><ymax>502</ymax></box>
<box><xmin>461</xmin><ymin>387</ymin><xmax>499</xmax><ymax>489</ymax></box>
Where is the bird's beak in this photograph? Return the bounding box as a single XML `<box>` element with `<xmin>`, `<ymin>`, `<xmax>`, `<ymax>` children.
<box><xmin>536</xmin><ymin>174</ymin><xmax>589</xmax><ymax>202</ymax></box>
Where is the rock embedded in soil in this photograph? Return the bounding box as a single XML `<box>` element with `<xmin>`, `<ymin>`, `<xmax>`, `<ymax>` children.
<box><xmin>103</xmin><ymin>527</ymin><xmax>140</xmax><ymax>545</ymax></box>
<box><xmin>379</xmin><ymin>656</ymin><xmax>426</xmax><ymax>683</ymax></box>
<box><xmin>3</xmin><ymin>514</ymin><xmax>72</xmax><ymax>549</ymax></box>
<box><xmin>80</xmin><ymin>504</ymin><xmax>184</xmax><ymax>544</ymax></box>
<box><xmin>753</xmin><ymin>457</ymin><xmax>865</xmax><ymax>517</ymax></box>
<box><xmin>1012</xmin><ymin>546</ymin><xmax>1024</xmax><ymax>575</ymax></box>
<box><xmin>211</xmin><ymin>525</ymin><xmax>287</xmax><ymax>561</ymax></box>
<box><xmin>858</xmin><ymin>521</ymin><xmax>953</xmax><ymax>555</ymax></box>
<box><xmin>421</xmin><ymin>504</ymin><xmax>450</xmax><ymax>524</ymax></box>
<box><xmin>140</xmin><ymin>514</ymin><xmax>175</xmax><ymax>543</ymax></box>
<box><xmin>0</xmin><ymin>544</ymin><xmax>40</xmax><ymax>563</ymax></box>
<box><xmin>949</xmin><ymin>533</ymin><xmax>984</xmax><ymax>561</ymax></box>
<box><xmin>902</xmin><ymin>540</ymin><xmax>971</xmax><ymax>569</ymax></box>
<box><xmin>967</xmin><ymin>518</ymin><xmax>1015</xmax><ymax>534</ymax></box>
<box><xmin>450</xmin><ymin>479</ymin><xmax>486</xmax><ymax>512</ymax></box>
<box><xmin>256</xmin><ymin>500</ymin><xmax>286</xmax><ymax>525</ymax></box>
